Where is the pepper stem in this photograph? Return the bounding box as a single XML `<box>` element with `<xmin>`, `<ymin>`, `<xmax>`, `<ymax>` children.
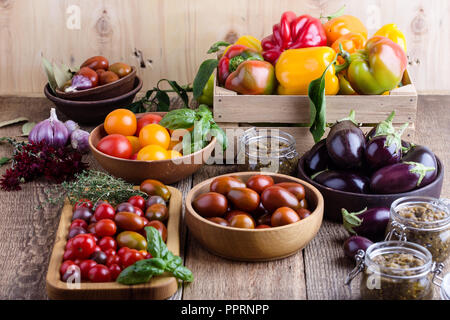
<box><xmin>320</xmin><ymin>5</ymin><xmax>346</xmax><ymax>21</ymax></box>
<box><xmin>342</xmin><ymin>208</ymin><xmax>367</xmax><ymax>234</ymax></box>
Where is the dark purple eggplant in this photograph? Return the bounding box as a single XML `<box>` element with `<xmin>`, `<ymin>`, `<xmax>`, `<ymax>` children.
<box><xmin>343</xmin><ymin>236</ymin><xmax>373</xmax><ymax>260</ymax></box>
<box><xmin>403</xmin><ymin>145</ymin><xmax>437</xmax><ymax>187</ymax></box>
<box><xmin>365</xmin><ymin>135</ymin><xmax>402</xmax><ymax>170</ymax></box>
<box><xmin>342</xmin><ymin>207</ymin><xmax>390</xmax><ymax>242</ymax></box>
<box><xmin>401</xmin><ymin>140</ymin><xmax>413</xmax><ymax>155</ymax></box>
<box><xmin>326</xmin><ymin>110</ymin><xmax>365</xmax><ymax>169</ymax></box>
<box><xmin>304</xmin><ymin>139</ymin><xmax>333</xmax><ymax>174</ymax></box>
<box><xmin>370</xmin><ymin>161</ymin><xmax>436</xmax><ymax>194</ymax></box>
<box><xmin>312</xmin><ymin>170</ymin><xmax>370</xmax><ymax>193</ymax></box>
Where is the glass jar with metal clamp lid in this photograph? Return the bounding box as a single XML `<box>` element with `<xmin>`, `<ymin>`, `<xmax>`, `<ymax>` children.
<box><xmin>386</xmin><ymin>196</ymin><xmax>450</xmax><ymax>263</ymax></box>
<box><xmin>345</xmin><ymin>241</ymin><xmax>450</xmax><ymax>300</ymax></box>
<box><xmin>238</xmin><ymin>128</ymin><xmax>299</xmax><ymax>175</ymax></box>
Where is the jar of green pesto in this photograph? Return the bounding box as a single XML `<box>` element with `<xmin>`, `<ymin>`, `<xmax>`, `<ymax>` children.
<box><xmin>345</xmin><ymin>241</ymin><xmax>448</xmax><ymax>300</ymax></box>
<box><xmin>238</xmin><ymin>128</ymin><xmax>299</xmax><ymax>175</ymax></box>
<box><xmin>386</xmin><ymin>197</ymin><xmax>450</xmax><ymax>263</ymax></box>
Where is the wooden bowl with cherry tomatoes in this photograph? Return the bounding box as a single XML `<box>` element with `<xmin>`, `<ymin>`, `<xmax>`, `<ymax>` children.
<box><xmin>54</xmin><ymin>56</ymin><xmax>137</xmax><ymax>101</ymax></box>
<box><xmin>185</xmin><ymin>172</ymin><xmax>324</xmax><ymax>261</ymax></box>
<box><xmin>89</xmin><ymin>110</ymin><xmax>216</xmax><ymax>184</ymax></box>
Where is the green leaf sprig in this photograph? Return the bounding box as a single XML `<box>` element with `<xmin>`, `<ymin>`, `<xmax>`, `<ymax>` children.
<box><xmin>117</xmin><ymin>226</ymin><xmax>193</xmax><ymax>285</ymax></box>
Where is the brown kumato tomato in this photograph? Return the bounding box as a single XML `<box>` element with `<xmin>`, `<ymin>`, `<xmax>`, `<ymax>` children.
<box><xmin>146</xmin><ymin>220</ymin><xmax>167</xmax><ymax>242</ymax></box>
<box><xmin>256</xmin><ymin>212</ymin><xmax>272</xmax><ymax>226</ymax></box>
<box><xmin>299</xmin><ymin>198</ymin><xmax>308</xmax><ymax>210</ymax></box>
<box><xmin>271</xmin><ymin>207</ymin><xmax>300</xmax><ymax>227</ymax></box>
<box><xmin>114</xmin><ymin>212</ymin><xmax>145</xmax><ymax>231</ymax></box>
<box><xmin>99</xmin><ymin>70</ymin><xmax>119</xmax><ymax>85</ymax></box>
<box><xmin>261</xmin><ymin>186</ymin><xmax>299</xmax><ymax>212</ymax></box>
<box><xmin>296</xmin><ymin>208</ymin><xmax>312</xmax><ymax>219</ymax></box>
<box><xmin>192</xmin><ymin>192</ymin><xmax>228</xmax><ymax>218</ymax></box>
<box><xmin>274</xmin><ymin>182</ymin><xmax>306</xmax><ymax>201</ymax></box>
<box><xmin>81</xmin><ymin>56</ymin><xmax>109</xmax><ymax>71</ymax></box>
<box><xmin>251</xmin><ymin>201</ymin><xmax>269</xmax><ymax>218</ymax></box>
<box><xmin>224</xmin><ymin>210</ymin><xmax>253</xmax><ymax>222</ymax></box>
<box><xmin>227</xmin><ymin>188</ymin><xmax>260</xmax><ymax>212</ymax></box>
<box><xmin>210</xmin><ymin>176</ymin><xmax>246</xmax><ymax>195</ymax></box>
<box><xmin>207</xmin><ymin>217</ymin><xmax>229</xmax><ymax>227</ymax></box>
<box><xmin>109</xmin><ymin>62</ymin><xmax>132</xmax><ymax>78</ymax></box>
<box><xmin>255</xmin><ymin>224</ymin><xmax>271</xmax><ymax>229</ymax></box>
<box><xmin>116</xmin><ymin>231</ymin><xmax>147</xmax><ymax>250</ymax></box>
<box><xmin>145</xmin><ymin>204</ymin><xmax>169</xmax><ymax>222</ymax></box>
<box><xmin>246</xmin><ymin>175</ymin><xmax>274</xmax><ymax>194</ymax></box>
<box><xmin>77</xmin><ymin>67</ymin><xmax>99</xmax><ymax>87</ymax></box>
<box><xmin>229</xmin><ymin>214</ymin><xmax>255</xmax><ymax>229</ymax></box>
<box><xmin>140</xmin><ymin>179</ymin><xmax>171</xmax><ymax>201</ymax></box>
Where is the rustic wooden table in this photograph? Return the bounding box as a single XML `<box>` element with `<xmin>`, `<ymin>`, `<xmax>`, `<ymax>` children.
<box><xmin>0</xmin><ymin>95</ymin><xmax>449</xmax><ymax>300</ymax></box>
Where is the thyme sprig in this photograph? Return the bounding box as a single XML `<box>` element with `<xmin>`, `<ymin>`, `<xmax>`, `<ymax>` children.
<box><xmin>41</xmin><ymin>170</ymin><xmax>147</xmax><ymax>209</ymax></box>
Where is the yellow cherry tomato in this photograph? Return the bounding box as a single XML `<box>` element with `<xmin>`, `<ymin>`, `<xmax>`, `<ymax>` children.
<box><xmin>126</xmin><ymin>136</ymin><xmax>141</xmax><ymax>154</ymax></box>
<box><xmin>137</xmin><ymin>145</ymin><xmax>169</xmax><ymax>161</ymax></box>
<box><xmin>139</xmin><ymin>124</ymin><xmax>170</xmax><ymax>149</ymax></box>
<box><xmin>168</xmin><ymin>150</ymin><xmax>182</xmax><ymax>159</ymax></box>
<box><xmin>104</xmin><ymin>109</ymin><xmax>137</xmax><ymax>136</ymax></box>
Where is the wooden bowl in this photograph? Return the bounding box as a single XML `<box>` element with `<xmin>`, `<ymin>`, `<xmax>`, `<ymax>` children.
<box><xmin>55</xmin><ymin>67</ymin><xmax>137</xmax><ymax>101</ymax></box>
<box><xmin>297</xmin><ymin>156</ymin><xmax>445</xmax><ymax>222</ymax></box>
<box><xmin>89</xmin><ymin>114</ymin><xmax>216</xmax><ymax>185</ymax></box>
<box><xmin>185</xmin><ymin>172</ymin><xmax>324</xmax><ymax>261</ymax></box>
<box><xmin>44</xmin><ymin>76</ymin><xmax>142</xmax><ymax>125</ymax></box>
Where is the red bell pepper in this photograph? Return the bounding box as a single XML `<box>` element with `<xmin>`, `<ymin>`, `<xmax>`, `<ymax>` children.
<box><xmin>218</xmin><ymin>45</ymin><xmax>263</xmax><ymax>85</ymax></box>
<box><xmin>262</xmin><ymin>12</ymin><xmax>327</xmax><ymax>64</ymax></box>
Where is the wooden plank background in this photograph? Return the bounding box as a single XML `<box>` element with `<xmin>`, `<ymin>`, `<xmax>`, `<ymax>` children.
<box><xmin>0</xmin><ymin>0</ymin><xmax>449</xmax><ymax>94</ymax></box>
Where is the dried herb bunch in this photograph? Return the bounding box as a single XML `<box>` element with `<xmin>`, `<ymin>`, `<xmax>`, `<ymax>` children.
<box><xmin>43</xmin><ymin>170</ymin><xmax>148</xmax><ymax>208</ymax></box>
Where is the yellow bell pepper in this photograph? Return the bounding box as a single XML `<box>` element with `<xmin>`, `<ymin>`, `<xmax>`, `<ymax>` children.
<box><xmin>374</xmin><ymin>23</ymin><xmax>407</xmax><ymax>53</ymax></box>
<box><xmin>275</xmin><ymin>47</ymin><xmax>340</xmax><ymax>95</ymax></box>
<box><xmin>223</xmin><ymin>35</ymin><xmax>262</xmax><ymax>55</ymax></box>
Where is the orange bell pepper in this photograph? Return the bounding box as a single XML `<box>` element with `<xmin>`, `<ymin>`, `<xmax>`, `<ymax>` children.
<box><xmin>275</xmin><ymin>47</ymin><xmax>342</xmax><ymax>95</ymax></box>
<box><xmin>323</xmin><ymin>15</ymin><xmax>368</xmax><ymax>46</ymax></box>
<box><xmin>331</xmin><ymin>33</ymin><xmax>366</xmax><ymax>64</ymax></box>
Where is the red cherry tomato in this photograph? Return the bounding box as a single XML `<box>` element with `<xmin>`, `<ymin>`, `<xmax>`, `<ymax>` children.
<box><xmin>95</xmin><ymin>219</ymin><xmax>117</xmax><ymax>237</ymax></box>
<box><xmin>108</xmin><ymin>264</ymin><xmax>122</xmax><ymax>281</ymax></box>
<box><xmin>96</xmin><ymin>134</ymin><xmax>133</xmax><ymax>159</ymax></box>
<box><xmin>128</xmin><ymin>195</ymin><xmax>146</xmax><ymax>211</ymax></box>
<box><xmin>94</xmin><ymin>245</ymin><xmax>101</xmax><ymax>252</ymax></box>
<box><xmin>98</xmin><ymin>236</ymin><xmax>117</xmax><ymax>252</ymax></box>
<box><xmin>106</xmin><ymin>254</ymin><xmax>121</xmax><ymax>267</ymax></box>
<box><xmin>94</xmin><ymin>203</ymin><xmax>116</xmax><ymax>221</ymax></box>
<box><xmin>104</xmin><ymin>248</ymin><xmax>117</xmax><ymax>257</ymax></box>
<box><xmin>79</xmin><ymin>260</ymin><xmax>97</xmax><ymax>280</ymax></box>
<box><xmin>136</xmin><ymin>114</ymin><xmax>163</xmax><ymax>136</ymax></box>
<box><xmin>74</xmin><ymin>199</ymin><xmax>94</xmax><ymax>210</ymax></box>
<box><xmin>70</xmin><ymin>219</ymin><xmax>88</xmax><ymax>230</ymax></box>
<box><xmin>146</xmin><ymin>220</ymin><xmax>168</xmax><ymax>242</ymax></box>
<box><xmin>118</xmin><ymin>247</ymin><xmax>131</xmax><ymax>259</ymax></box>
<box><xmin>120</xmin><ymin>248</ymin><xmax>145</xmax><ymax>269</ymax></box>
<box><xmin>70</xmin><ymin>234</ymin><xmax>96</xmax><ymax>259</ymax></box>
<box><xmin>88</xmin><ymin>265</ymin><xmax>111</xmax><ymax>282</ymax></box>
<box><xmin>134</xmin><ymin>206</ymin><xmax>144</xmax><ymax>217</ymax></box>
<box><xmin>60</xmin><ymin>260</ymin><xmax>76</xmax><ymax>276</ymax></box>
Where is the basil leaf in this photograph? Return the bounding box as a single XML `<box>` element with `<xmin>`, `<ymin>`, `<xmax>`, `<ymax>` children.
<box><xmin>210</xmin><ymin>123</ymin><xmax>228</xmax><ymax>151</ymax></box>
<box><xmin>165</xmin><ymin>256</ymin><xmax>183</xmax><ymax>273</ymax></box>
<box><xmin>207</xmin><ymin>41</ymin><xmax>230</xmax><ymax>54</ymax></box>
<box><xmin>116</xmin><ymin>258</ymin><xmax>165</xmax><ymax>285</ymax></box>
<box><xmin>145</xmin><ymin>226</ymin><xmax>169</xmax><ymax>259</ymax></box>
<box><xmin>192</xmin><ymin>117</ymin><xmax>210</xmax><ymax>152</ymax></box>
<box><xmin>159</xmin><ymin>108</ymin><xmax>197</xmax><ymax>129</ymax></box>
<box><xmin>308</xmin><ymin>59</ymin><xmax>336</xmax><ymax>143</ymax></box>
<box><xmin>173</xmin><ymin>265</ymin><xmax>194</xmax><ymax>282</ymax></box>
<box><xmin>193</xmin><ymin>59</ymin><xmax>218</xmax><ymax>100</ymax></box>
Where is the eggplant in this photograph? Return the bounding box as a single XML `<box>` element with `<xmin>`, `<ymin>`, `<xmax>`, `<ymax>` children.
<box><xmin>342</xmin><ymin>207</ymin><xmax>390</xmax><ymax>242</ymax></box>
<box><xmin>312</xmin><ymin>170</ymin><xmax>370</xmax><ymax>194</ymax></box>
<box><xmin>304</xmin><ymin>139</ymin><xmax>333</xmax><ymax>174</ymax></box>
<box><xmin>370</xmin><ymin>161</ymin><xmax>436</xmax><ymax>194</ymax></box>
<box><xmin>401</xmin><ymin>140</ymin><xmax>414</xmax><ymax>156</ymax></box>
<box><xmin>326</xmin><ymin>110</ymin><xmax>365</xmax><ymax>169</ymax></box>
<box><xmin>365</xmin><ymin>135</ymin><xmax>402</xmax><ymax>170</ymax></box>
<box><xmin>403</xmin><ymin>145</ymin><xmax>437</xmax><ymax>187</ymax></box>
<box><xmin>365</xmin><ymin>111</ymin><xmax>396</xmax><ymax>142</ymax></box>
<box><xmin>343</xmin><ymin>236</ymin><xmax>373</xmax><ymax>260</ymax></box>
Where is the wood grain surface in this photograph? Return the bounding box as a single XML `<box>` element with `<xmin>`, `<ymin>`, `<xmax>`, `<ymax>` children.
<box><xmin>1</xmin><ymin>0</ymin><xmax>450</xmax><ymax>94</ymax></box>
<box><xmin>0</xmin><ymin>95</ymin><xmax>449</xmax><ymax>300</ymax></box>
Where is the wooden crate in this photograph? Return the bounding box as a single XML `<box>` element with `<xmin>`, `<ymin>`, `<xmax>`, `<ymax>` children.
<box><xmin>213</xmin><ymin>70</ymin><xmax>417</xmax><ymax>158</ymax></box>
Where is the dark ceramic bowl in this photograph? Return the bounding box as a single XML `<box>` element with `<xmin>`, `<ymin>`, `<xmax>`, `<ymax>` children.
<box><xmin>54</xmin><ymin>67</ymin><xmax>137</xmax><ymax>101</ymax></box>
<box><xmin>297</xmin><ymin>156</ymin><xmax>444</xmax><ymax>222</ymax></box>
<box><xmin>44</xmin><ymin>76</ymin><xmax>142</xmax><ymax>125</ymax></box>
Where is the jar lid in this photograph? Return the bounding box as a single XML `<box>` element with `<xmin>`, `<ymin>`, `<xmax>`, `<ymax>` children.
<box><xmin>441</xmin><ymin>273</ymin><xmax>450</xmax><ymax>300</ymax></box>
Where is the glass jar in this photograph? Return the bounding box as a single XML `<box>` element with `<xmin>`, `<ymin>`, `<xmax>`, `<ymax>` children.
<box><xmin>238</xmin><ymin>128</ymin><xmax>299</xmax><ymax>175</ymax></box>
<box><xmin>345</xmin><ymin>241</ymin><xmax>447</xmax><ymax>300</ymax></box>
<box><xmin>386</xmin><ymin>197</ymin><xmax>450</xmax><ymax>262</ymax></box>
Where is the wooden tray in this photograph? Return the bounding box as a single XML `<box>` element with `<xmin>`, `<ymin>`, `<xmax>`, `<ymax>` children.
<box><xmin>46</xmin><ymin>186</ymin><xmax>182</xmax><ymax>300</ymax></box>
